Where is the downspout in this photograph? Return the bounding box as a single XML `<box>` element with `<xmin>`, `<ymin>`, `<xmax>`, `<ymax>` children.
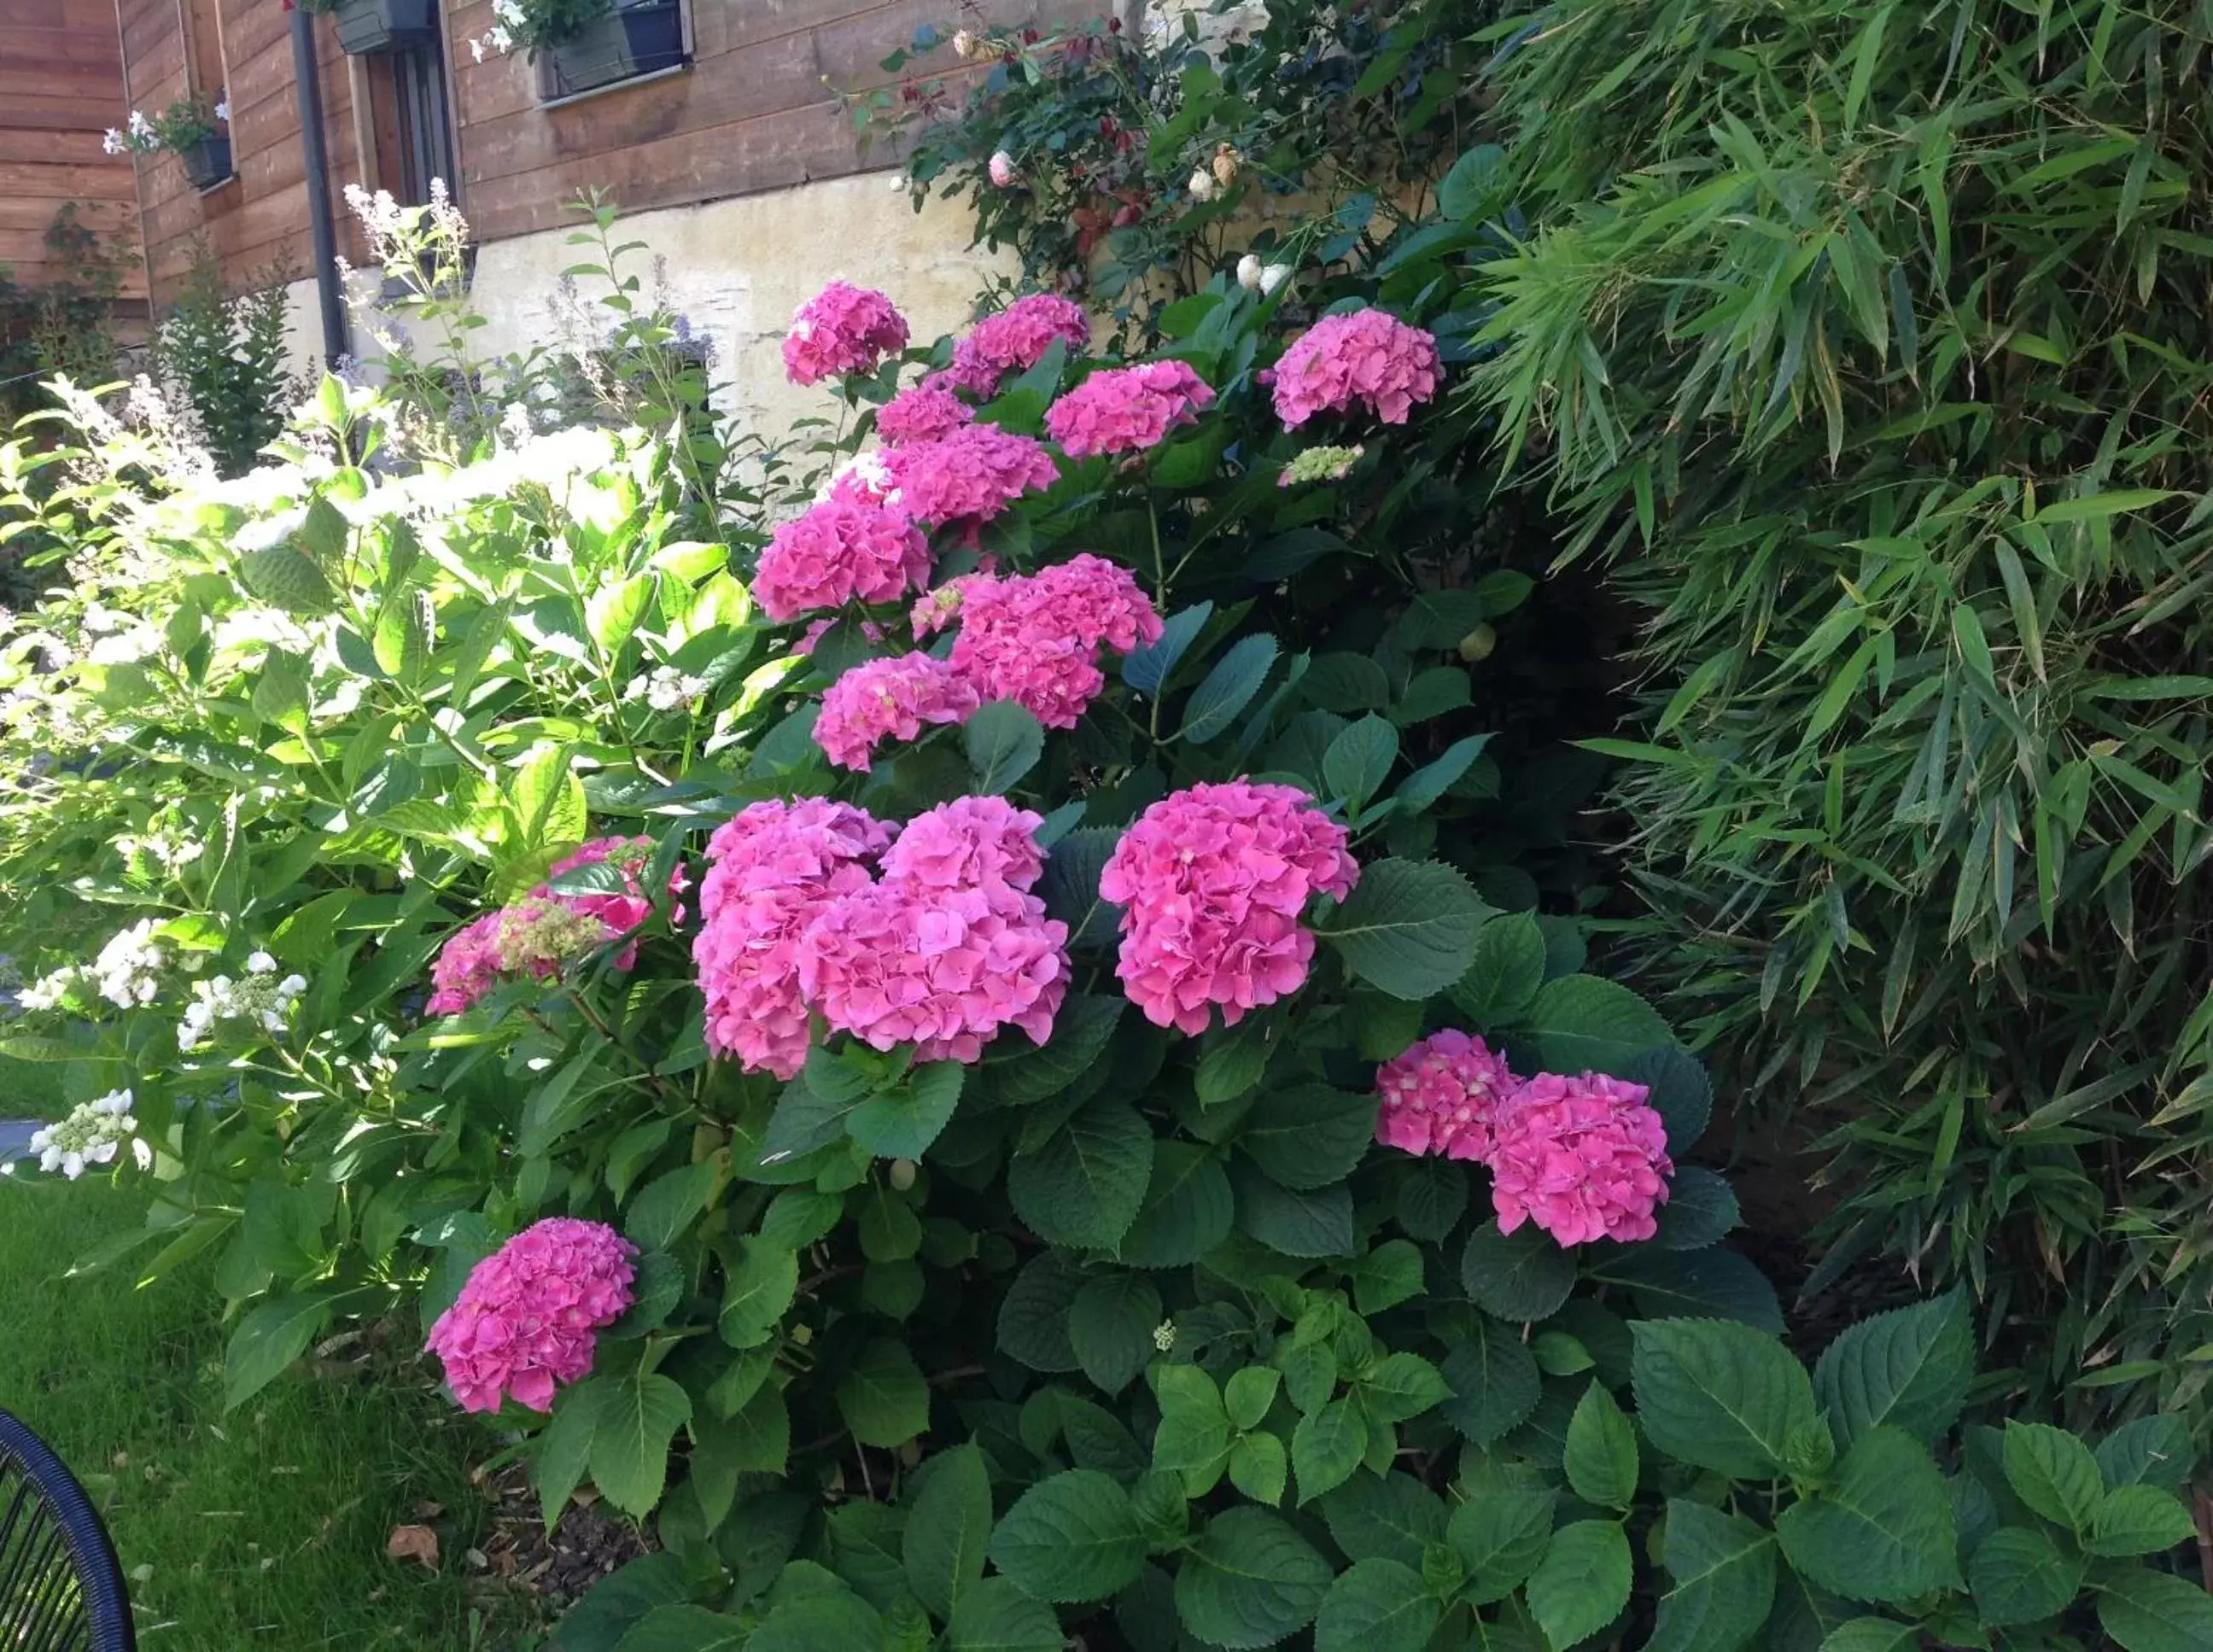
<box><xmin>289</xmin><ymin>4</ymin><xmax>350</xmax><ymax>365</ymax></box>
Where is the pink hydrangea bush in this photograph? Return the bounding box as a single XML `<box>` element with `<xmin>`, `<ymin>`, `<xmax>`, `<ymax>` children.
<box><xmin>814</xmin><ymin>652</ymin><xmax>981</xmax><ymax>771</ymax></box>
<box><xmin>782</xmin><ymin>281</ymin><xmax>910</xmax><ymax>385</ymax></box>
<box><xmin>1099</xmin><ymin>780</ymin><xmax>1359</xmax><ymax>1035</ymax></box>
<box><xmin>875</xmin><ymin>383</ymin><xmax>975</xmax><ymax>447</ymax></box>
<box><xmin>881</xmin><ymin>424</ymin><xmax>1060</xmax><ymax>532</ymax></box>
<box><xmin>935</xmin><ymin>555</ymin><xmax>1164</xmax><ymax>727</ymax></box>
<box><xmin>425</xmin><ymin>1218</ymin><xmax>638</xmax><ymax>1414</ymax></box>
<box><xmin>945</xmin><ymin>293</ymin><xmax>1092</xmax><ymax>394</ymax></box>
<box><xmin>692</xmin><ymin>799</ymin><xmax>891</xmax><ymax>1078</ymax></box>
<box><xmin>1375</xmin><ymin>1030</ymin><xmax>1521</xmax><ymax>1161</ymax></box>
<box><xmin>1045</xmin><ymin>360</ymin><xmax>1216</xmax><ymax>458</ymax></box>
<box><xmin>752</xmin><ymin>495</ymin><xmax>932</xmax><ymax>623</ymax></box>
<box><xmin>1272</xmin><ymin>308</ymin><xmax>1443</xmax><ymax>429</ymax></box>
<box><xmin>1488</xmin><ymin>1071</ymin><xmax>1674</xmax><ymax>1246</ymax></box>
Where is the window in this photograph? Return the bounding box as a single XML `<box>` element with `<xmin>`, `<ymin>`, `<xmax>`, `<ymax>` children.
<box><xmin>539</xmin><ymin>0</ymin><xmax>691</xmax><ymax>104</ymax></box>
<box><xmin>364</xmin><ymin>44</ymin><xmax>457</xmax><ymax>206</ymax></box>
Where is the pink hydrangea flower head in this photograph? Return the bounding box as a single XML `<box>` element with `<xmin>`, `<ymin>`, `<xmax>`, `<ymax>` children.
<box><xmin>799</xmin><ymin>879</ymin><xmax>1069</xmax><ymax>1064</ymax></box>
<box><xmin>783</xmin><ymin>280</ymin><xmax>911</xmax><ymax>385</ymax></box>
<box><xmin>989</xmin><ymin>150</ymin><xmax>1020</xmax><ymax>188</ymax></box>
<box><xmin>692</xmin><ymin>799</ymin><xmax>892</xmax><ymax>1077</ymax></box>
<box><xmin>752</xmin><ymin>494</ymin><xmax>932</xmax><ymax>623</ymax></box>
<box><xmin>877</xmin><ymin>383</ymin><xmax>976</xmax><ymax>447</ymax></box>
<box><xmin>425</xmin><ymin>1218</ymin><xmax>638</xmax><ymax>1414</ymax></box>
<box><xmin>491</xmin><ymin>898</ymin><xmax>610</xmax><ymax>980</ymax></box>
<box><xmin>1489</xmin><ymin>1071</ymin><xmax>1674</xmax><ymax>1246</ymax></box>
<box><xmin>1271</xmin><ymin>308</ymin><xmax>1443</xmax><ymax>429</ymax></box>
<box><xmin>879</xmin><ymin>795</ymin><xmax>1048</xmax><ymax>900</ymax></box>
<box><xmin>1097</xmin><ymin>780</ymin><xmax>1358</xmax><ymax>1035</ymax></box>
<box><xmin>427</xmin><ymin>910</ymin><xmax>507</xmax><ymax>1016</ymax></box>
<box><xmin>535</xmin><ymin>833</ymin><xmax>656</xmax><ymax>968</ymax></box>
<box><xmin>882</xmin><ymin>423</ymin><xmax>1059</xmax><ymax>532</ymax></box>
<box><xmin>1375</xmin><ymin>1030</ymin><xmax>1521</xmax><ymax>1160</ymax></box>
<box><xmin>944</xmin><ymin>555</ymin><xmax>1164</xmax><ymax>727</ymax></box>
<box><xmin>814</xmin><ymin>652</ymin><xmax>982</xmax><ymax>771</ymax></box>
<box><xmin>1044</xmin><ymin>360</ymin><xmax>1215</xmax><ymax>458</ymax></box>
<box><xmin>949</xmin><ymin>293</ymin><xmax>1092</xmax><ymax>394</ymax></box>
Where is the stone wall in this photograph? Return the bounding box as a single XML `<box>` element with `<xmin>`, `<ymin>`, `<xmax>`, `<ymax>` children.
<box><xmin>279</xmin><ymin>168</ymin><xmax>1016</xmax><ymax>439</ymax></box>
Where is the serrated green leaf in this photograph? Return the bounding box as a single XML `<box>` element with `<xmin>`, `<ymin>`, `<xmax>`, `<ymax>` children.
<box><xmin>1293</xmin><ymin>1398</ymin><xmax>1368</xmax><ymax>1503</ymax></box>
<box><xmin>1320</xmin><ymin>859</ymin><xmax>1493</xmax><ymax>1000</ymax></box>
<box><xmin>2002</xmin><ymin>1421</ymin><xmax>2105</xmax><ymax>1534</ymax></box>
<box><xmin>1174</xmin><ymin>1508</ymin><xmax>1331</xmax><ymax>1649</ymax></box>
<box><xmin>1516</xmin><ymin>973</ymin><xmax>1675</xmax><ymax>1073</ymax></box>
<box><xmin>1968</xmin><ymin>1526</ymin><xmax>2082</xmax><ymax>1626</ymax></box>
<box><xmin>906</xmin><ymin>1442</ymin><xmax>993</xmax><ymax>1621</ymax></box>
<box><xmin>1069</xmin><ymin>1272</ymin><xmax>1163</xmax><ymax>1395</ymax></box>
<box><xmin>2088</xmin><ymin>1484</ymin><xmax>2199</xmax><ymax>1557</ymax></box>
<box><xmin>965</xmin><ymin>700</ymin><xmax>1045</xmax><ymax>792</ymax></box>
<box><xmin>1182</xmin><ymin>633</ymin><xmax>1279</xmax><ymax>744</ymax></box>
<box><xmin>1313</xmin><ymin>1558</ymin><xmax>1441</xmax><ymax>1652</ymax></box>
<box><xmin>1631</xmin><ymin>1319</ymin><xmax>1819</xmax><ymax>1480</ymax></box>
<box><xmin>1460</xmin><ymin>1223</ymin><xmax>1575</xmax><ymax>1322</ymax></box>
<box><xmin>1439</xmin><ymin>1314</ymin><xmax>1540</xmax><ymax>1445</ymax></box>
<box><xmin>1647</xmin><ymin>1500</ymin><xmax>1775</xmax><ymax>1652</ymax></box>
<box><xmin>1008</xmin><ymin>1098</ymin><xmax>1153</xmax><ymax>1251</ymax></box>
<box><xmin>1524</xmin><ymin>1520</ymin><xmax>1632</xmax><ymax>1649</ymax></box>
<box><xmin>1445</xmin><ymin>1475</ymin><xmax>1554</xmax><ymax>1604</ymax></box>
<box><xmin>1564</xmin><ymin>1381</ymin><xmax>1639</xmax><ymax>1509</ymax></box>
<box><xmin>946</xmin><ymin>1576</ymin><xmax>1066</xmax><ymax>1651</ymax></box>
<box><xmin>590</xmin><ymin>1371</ymin><xmax>692</xmax><ymax>1518</ymax></box>
<box><xmin>1813</xmin><ymin>1289</ymin><xmax>1974</xmax><ymax>1450</ymax></box>
<box><xmin>988</xmin><ymin>1470</ymin><xmax>1148</xmax><ymax>1603</ymax></box>
<box><xmin>1775</xmin><ymin>1427</ymin><xmax>1956</xmax><ymax>1604</ymax></box>
<box><xmin>1323</xmin><ymin>714</ymin><xmax>1399</xmax><ymax>804</ymax></box>
<box><xmin>1235</xmin><ymin>1084</ymin><xmax>1375</xmax><ymax>1190</ymax></box>
<box><xmin>2096</xmin><ymin>1569</ymin><xmax>2213</xmax><ymax>1652</ymax></box>
<box><xmin>836</xmin><ymin>1339</ymin><xmax>931</xmax><ymax>1446</ymax></box>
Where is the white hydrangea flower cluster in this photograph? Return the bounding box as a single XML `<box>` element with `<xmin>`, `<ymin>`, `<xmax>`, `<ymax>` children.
<box><xmin>17</xmin><ymin>966</ymin><xmax>86</xmax><ymax>1013</ymax></box>
<box><xmin>1236</xmin><ymin>254</ymin><xmax>1293</xmax><ymax>296</ymax></box>
<box><xmin>178</xmin><ymin>952</ymin><xmax>307</xmax><ymax>1052</ymax></box>
<box><xmin>24</xmin><ymin>1090</ymin><xmax>142</xmax><ymax>1180</ymax></box>
<box><xmin>92</xmin><ymin>919</ymin><xmax>167</xmax><ymax>1008</ymax></box>
<box><xmin>623</xmin><ymin>666</ymin><xmax>712</xmax><ymax>712</ymax></box>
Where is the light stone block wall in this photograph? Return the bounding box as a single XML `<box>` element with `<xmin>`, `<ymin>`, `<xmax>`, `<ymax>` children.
<box><xmin>281</xmin><ymin>169</ymin><xmax>1016</xmax><ymax>440</ymax></box>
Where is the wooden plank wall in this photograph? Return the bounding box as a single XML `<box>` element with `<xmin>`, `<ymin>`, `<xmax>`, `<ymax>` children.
<box><xmin>113</xmin><ymin>0</ymin><xmax>1096</xmax><ymax>307</ymax></box>
<box><xmin>0</xmin><ymin>0</ymin><xmax>144</xmax><ymax>300</ymax></box>
<box><xmin>444</xmin><ymin>0</ymin><xmax>1083</xmax><ymax>243</ymax></box>
<box><xmin>118</xmin><ymin>0</ymin><xmax>361</xmax><ymax>306</ymax></box>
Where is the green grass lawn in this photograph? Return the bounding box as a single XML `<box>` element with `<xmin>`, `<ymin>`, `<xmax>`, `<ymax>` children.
<box><xmin>0</xmin><ymin>1177</ymin><xmax>510</xmax><ymax>1648</ymax></box>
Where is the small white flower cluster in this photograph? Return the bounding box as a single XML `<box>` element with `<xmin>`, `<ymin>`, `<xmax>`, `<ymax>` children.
<box><xmin>102</xmin><ymin>109</ymin><xmax>158</xmax><ymax>155</ymax></box>
<box><xmin>93</xmin><ymin>919</ymin><xmax>167</xmax><ymax>1008</ymax></box>
<box><xmin>1236</xmin><ymin>254</ymin><xmax>1292</xmax><ymax>296</ymax></box>
<box><xmin>17</xmin><ymin>966</ymin><xmax>85</xmax><ymax>1013</ymax></box>
<box><xmin>470</xmin><ymin>0</ymin><xmax>523</xmax><ymax>59</ymax></box>
<box><xmin>178</xmin><ymin>952</ymin><xmax>307</xmax><ymax>1052</ymax></box>
<box><xmin>623</xmin><ymin>666</ymin><xmax>712</xmax><ymax>712</ymax></box>
<box><xmin>23</xmin><ymin>1090</ymin><xmax>141</xmax><ymax>1181</ymax></box>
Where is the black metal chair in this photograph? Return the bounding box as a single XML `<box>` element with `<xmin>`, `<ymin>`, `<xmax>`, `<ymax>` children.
<box><xmin>0</xmin><ymin>1409</ymin><xmax>135</xmax><ymax>1650</ymax></box>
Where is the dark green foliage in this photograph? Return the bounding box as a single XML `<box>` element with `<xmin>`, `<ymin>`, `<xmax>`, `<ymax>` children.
<box><xmin>1464</xmin><ymin>0</ymin><xmax>2213</xmax><ymax>1425</ymax></box>
<box><xmin>151</xmin><ymin>253</ymin><xmax>303</xmax><ymax>477</ymax></box>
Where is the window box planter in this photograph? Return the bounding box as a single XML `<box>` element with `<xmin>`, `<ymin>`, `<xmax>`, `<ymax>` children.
<box><xmin>178</xmin><ymin>135</ymin><xmax>232</xmax><ymax>190</ymax></box>
<box><xmin>333</xmin><ymin>0</ymin><xmax>441</xmax><ymax>54</ymax></box>
<box><xmin>545</xmin><ymin>0</ymin><xmax>685</xmax><ymax>99</ymax></box>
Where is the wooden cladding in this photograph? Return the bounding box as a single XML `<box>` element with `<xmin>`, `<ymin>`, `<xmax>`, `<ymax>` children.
<box><xmin>0</xmin><ymin>0</ymin><xmax>143</xmax><ymax>298</ymax></box>
<box><xmin>109</xmin><ymin>0</ymin><xmax>1088</xmax><ymax>308</ymax></box>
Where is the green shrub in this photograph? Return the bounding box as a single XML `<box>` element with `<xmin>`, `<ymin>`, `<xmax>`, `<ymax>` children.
<box><xmin>873</xmin><ymin>0</ymin><xmax>1493</xmax><ymax>339</ymax></box>
<box><xmin>1460</xmin><ymin>0</ymin><xmax>2213</xmax><ymax>1426</ymax></box>
<box><xmin>149</xmin><ymin>252</ymin><xmax>304</xmax><ymax>479</ymax></box>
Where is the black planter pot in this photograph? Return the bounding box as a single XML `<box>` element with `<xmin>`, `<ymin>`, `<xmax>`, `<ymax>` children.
<box><xmin>178</xmin><ymin>134</ymin><xmax>232</xmax><ymax>190</ymax></box>
<box><xmin>546</xmin><ymin>0</ymin><xmax>685</xmax><ymax>97</ymax></box>
<box><xmin>333</xmin><ymin>0</ymin><xmax>440</xmax><ymax>54</ymax></box>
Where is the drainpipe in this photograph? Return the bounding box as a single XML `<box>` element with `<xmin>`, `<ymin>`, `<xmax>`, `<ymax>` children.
<box><xmin>289</xmin><ymin>4</ymin><xmax>350</xmax><ymax>365</ymax></box>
